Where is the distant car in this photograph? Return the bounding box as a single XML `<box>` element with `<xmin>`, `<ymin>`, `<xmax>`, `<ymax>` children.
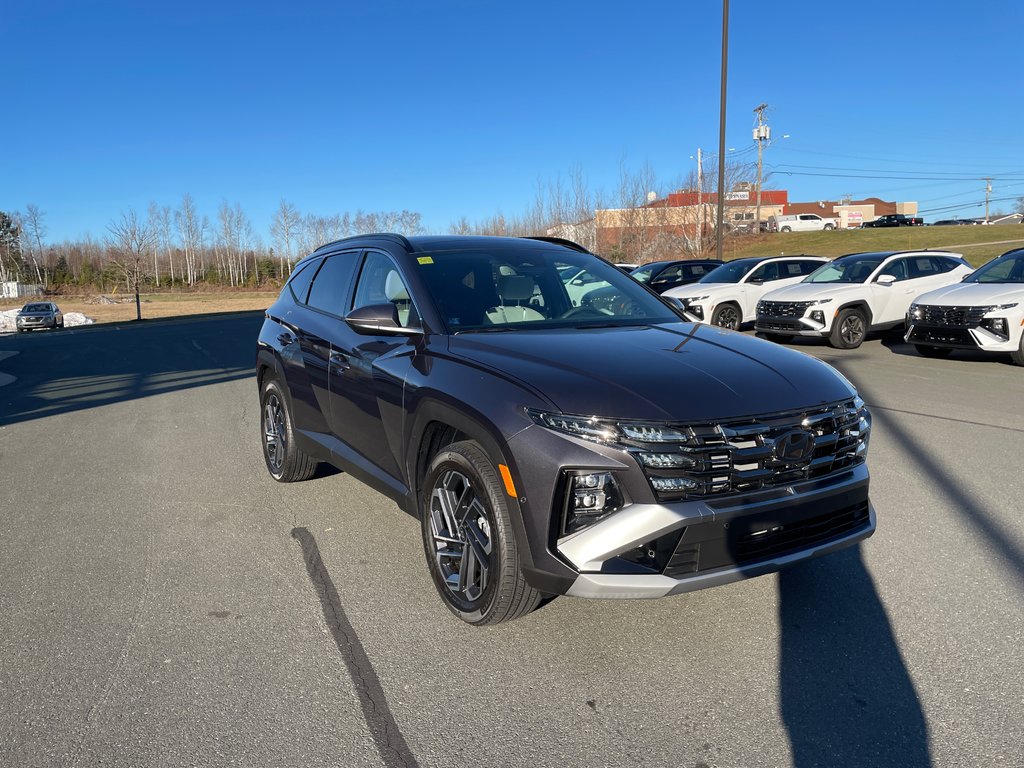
<box><xmin>906</xmin><ymin>247</ymin><xmax>1024</xmax><ymax>365</ymax></box>
<box><xmin>861</xmin><ymin>214</ymin><xmax>924</xmax><ymax>228</ymax></box>
<box><xmin>768</xmin><ymin>214</ymin><xmax>838</xmax><ymax>232</ymax></box>
<box><xmin>931</xmin><ymin>219</ymin><xmax>972</xmax><ymax>226</ymax></box>
<box><xmin>755</xmin><ymin>250</ymin><xmax>973</xmax><ymax>349</ymax></box>
<box><xmin>664</xmin><ymin>255</ymin><xmax>828</xmax><ymax>329</ymax></box>
<box><xmin>613</xmin><ymin>262</ymin><xmax>639</xmax><ymax>272</ymax></box>
<box><xmin>629</xmin><ymin>259</ymin><xmax>724</xmax><ymax>294</ymax></box>
<box><xmin>16</xmin><ymin>301</ymin><xmax>63</xmax><ymax>332</ymax></box>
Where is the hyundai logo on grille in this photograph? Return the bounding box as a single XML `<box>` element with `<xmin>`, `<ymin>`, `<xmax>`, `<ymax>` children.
<box><xmin>773</xmin><ymin>429</ymin><xmax>816</xmax><ymax>464</ymax></box>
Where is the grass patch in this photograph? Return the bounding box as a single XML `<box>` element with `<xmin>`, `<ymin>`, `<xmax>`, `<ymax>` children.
<box><xmin>722</xmin><ymin>226</ymin><xmax>1024</xmax><ymax>266</ymax></box>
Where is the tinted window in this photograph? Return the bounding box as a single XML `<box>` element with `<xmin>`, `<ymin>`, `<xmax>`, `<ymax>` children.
<box><xmin>307</xmin><ymin>252</ymin><xmax>359</xmax><ymax>315</ymax></box>
<box><xmin>655</xmin><ymin>265</ymin><xmax>683</xmax><ymax>281</ymax></box>
<box><xmin>630</xmin><ymin>262</ymin><xmax>670</xmax><ymax>284</ymax></box>
<box><xmin>930</xmin><ymin>257</ymin><xmax>958</xmax><ymax>274</ymax></box>
<box><xmin>352</xmin><ymin>251</ymin><xmax>419</xmax><ymax>328</ymax></box>
<box><xmin>877</xmin><ymin>258</ymin><xmax>909</xmax><ymax>282</ymax></box>
<box><xmin>698</xmin><ymin>258</ymin><xmax>763</xmax><ymax>284</ymax></box>
<box><xmin>684</xmin><ymin>264</ymin><xmax>712</xmax><ymax>278</ymax></box>
<box><xmin>805</xmin><ymin>254</ymin><xmax>888</xmax><ymax>284</ymax></box>
<box><xmin>749</xmin><ymin>262</ymin><xmax>781</xmax><ymax>282</ymax></box>
<box><xmin>779</xmin><ymin>260</ymin><xmax>814</xmax><ymax>277</ymax></box>
<box><xmin>906</xmin><ymin>257</ymin><xmax>938</xmax><ymax>279</ymax></box>
<box><xmin>965</xmin><ymin>251</ymin><xmax>1024</xmax><ymax>283</ymax></box>
<box><xmin>287</xmin><ymin>257</ymin><xmax>320</xmax><ymax>303</ymax></box>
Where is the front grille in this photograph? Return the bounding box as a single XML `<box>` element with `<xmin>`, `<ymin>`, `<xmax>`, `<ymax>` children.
<box><xmin>663</xmin><ymin>500</ymin><xmax>870</xmax><ymax>577</ymax></box>
<box><xmin>759</xmin><ymin>301</ymin><xmax>812</xmax><ymax>318</ymax></box>
<box><xmin>916</xmin><ymin>305</ymin><xmax>987</xmax><ymax>327</ymax></box>
<box><xmin>907</xmin><ymin>326</ymin><xmax>976</xmax><ymax>346</ymax></box>
<box><xmin>637</xmin><ymin>400</ymin><xmax>867</xmax><ymax>502</ymax></box>
<box><xmin>756</xmin><ymin>320</ymin><xmax>803</xmax><ymax>332</ymax></box>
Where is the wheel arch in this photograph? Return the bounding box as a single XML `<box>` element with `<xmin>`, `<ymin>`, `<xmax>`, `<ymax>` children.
<box><xmin>835</xmin><ymin>300</ymin><xmax>873</xmax><ymax>326</ymax></box>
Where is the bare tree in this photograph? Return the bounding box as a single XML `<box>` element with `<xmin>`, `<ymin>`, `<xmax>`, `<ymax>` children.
<box><xmin>175</xmin><ymin>193</ymin><xmax>202</xmax><ymax>286</ymax></box>
<box><xmin>23</xmin><ymin>204</ymin><xmax>47</xmax><ymax>284</ymax></box>
<box><xmin>107</xmin><ymin>210</ymin><xmax>157</xmax><ymax>320</ymax></box>
<box><xmin>270</xmin><ymin>200</ymin><xmax>301</xmax><ymax>276</ymax></box>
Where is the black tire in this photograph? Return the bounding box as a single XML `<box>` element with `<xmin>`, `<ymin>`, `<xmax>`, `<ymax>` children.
<box><xmin>780</xmin><ymin>226</ymin><xmax>792</xmax><ymax>233</ymax></box>
<box><xmin>711</xmin><ymin>303</ymin><xmax>742</xmax><ymax>331</ymax></box>
<box><xmin>421</xmin><ymin>441</ymin><xmax>541</xmax><ymax>625</ymax></box>
<box><xmin>829</xmin><ymin>308</ymin><xmax>868</xmax><ymax>349</ymax></box>
<box><xmin>58</xmin><ymin>319</ymin><xmax>64</xmax><ymax>328</ymax></box>
<box><xmin>824</xmin><ymin>224</ymin><xmax>835</xmax><ymax>231</ymax></box>
<box><xmin>1011</xmin><ymin>335</ymin><xmax>1024</xmax><ymax>367</ymax></box>
<box><xmin>260</xmin><ymin>374</ymin><xmax>318</xmax><ymax>482</ymax></box>
<box><xmin>914</xmin><ymin>345</ymin><xmax>952</xmax><ymax>359</ymax></box>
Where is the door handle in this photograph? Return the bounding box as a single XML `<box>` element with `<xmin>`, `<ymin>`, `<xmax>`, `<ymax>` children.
<box><xmin>277</xmin><ymin>332</ymin><xmax>295</xmax><ymax>346</ymax></box>
<box><xmin>329</xmin><ymin>351</ymin><xmax>350</xmax><ymax>374</ymax></box>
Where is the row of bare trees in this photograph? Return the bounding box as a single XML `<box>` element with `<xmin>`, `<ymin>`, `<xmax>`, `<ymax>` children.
<box><xmin>2</xmin><ymin>156</ymin><xmax>756</xmax><ymax>293</ymax></box>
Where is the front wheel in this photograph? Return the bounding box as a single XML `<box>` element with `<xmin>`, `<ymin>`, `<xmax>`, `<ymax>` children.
<box><xmin>824</xmin><ymin>224</ymin><xmax>835</xmax><ymax>231</ymax></box>
<box><xmin>421</xmin><ymin>441</ymin><xmax>541</xmax><ymax>625</ymax></box>
<box><xmin>711</xmin><ymin>303</ymin><xmax>742</xmax><ymax>331</ymax></box>
<box><xmin>780</xmin><ymin>226</ymin><xmax>792</xmax><ymax>233</ymax></box>
<box><xmin>914</xmin><ymin>345</ymin><xmax>952</xmax><ymax>359</ymax></box>
<box><xmin>1011</xmin><ymin>334</ymin><xmax>1024</xmax><ymax>366</ymax></box>
<box><xmin>260</xmin><ymin>375</ymin><xmax>318</xmax><ymax>482</ymax></box>
<box><xmin>830</xmin><ymin>308</ymin><xmax>868</xmax><ymax>349</ymax></box>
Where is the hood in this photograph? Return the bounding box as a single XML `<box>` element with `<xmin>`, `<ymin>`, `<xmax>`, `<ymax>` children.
<box><xmin>447</xmin><ymin>323</ymin><xmax>855</xmax><ymax>422</ymax></box>
<box><xmin>913</xmin><ymin>282</ymin><xmax>1024</xmax><ymax>307</ymax></box>
<box><xmin>664</xmin><ymin>282</ymin><xmax>741</xmax><ymax>301</ymax></box>
<box><xmin>761</xmin><ymin>282</ymin><xmax>867</xmax><ymax>302</ymax></box>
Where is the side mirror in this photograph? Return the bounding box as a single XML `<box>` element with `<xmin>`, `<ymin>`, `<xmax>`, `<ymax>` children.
<box><xmin>747</xmin><ymin>277</ymin><xmax>764</xmax><ymax>285</ymax></box>
<box><xmin>345</xmin><ymin>304</ymin><xmax>420</xmax><ymax>336</ymax></box>
<box><xmin>876</xmin><ymin>274</ymin><xmax>897</xmax><ymax>286</ymax></box>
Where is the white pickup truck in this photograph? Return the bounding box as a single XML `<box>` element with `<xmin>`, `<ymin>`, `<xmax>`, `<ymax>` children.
<box><xmin>768</xmin><ymin>213</ymin><xmax>839</xmax><ymax>232</ymax></box>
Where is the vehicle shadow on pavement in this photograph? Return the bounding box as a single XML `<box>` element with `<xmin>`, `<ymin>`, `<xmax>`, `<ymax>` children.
<box><xmin>0</xmin><ymin>312</ymin><xmax>261</xmax><ymax>427</ymax></box>
<box><xmin>778</xmin><ymin>545</ymin><xmax>931</xmax><ymax>768</ymax></box>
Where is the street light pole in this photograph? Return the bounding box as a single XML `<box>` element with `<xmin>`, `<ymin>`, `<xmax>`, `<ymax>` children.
<box><xmin>715</xmin><ymin>0</ymin><xmax>730</xmax><ymax>261</ymax></box>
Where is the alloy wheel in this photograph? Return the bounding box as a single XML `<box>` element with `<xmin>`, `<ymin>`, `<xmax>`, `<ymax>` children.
<box><xmin>715</xmin><ymin>306</ymin><xmax>740</xmax><ymax>330</ymax></box>
<box><xmin>263</xmin><ymin>393</ymin><xmax>286</xmax><ymax>472</ymax></box>
<box><xmin>429</xmin><ymin>469</ymin><xmax>493</xmax><ymax>603</ymax></box>
<box><xmin>841</xmin><ymin>315</ymin><xmax>866</xmax><ymax>346</ymax></box>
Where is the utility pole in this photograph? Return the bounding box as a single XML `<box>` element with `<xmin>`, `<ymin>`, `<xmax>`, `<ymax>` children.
<box><xmin>753</xmin><ymin>103</ymin><xmax>770</xmax><ymax>232</ymax></box>
<box><xmin>715</xmin><ymin>0</ymin><xmax>730</xmax><ymax>261</ymax></box>
<box><xmin>696</xmin><ymin>148</ymin><xmax>704</xmax><ymax>247</ymax></box>
<box><xmin>983</xmin><ymin>177</ymin><xmax>993</xmax><ymax>223</ymax></box>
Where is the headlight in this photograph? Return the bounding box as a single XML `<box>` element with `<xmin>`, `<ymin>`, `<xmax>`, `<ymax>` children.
<box><xmin>811</xmin><ymin>298</ymin><xmax>833</xmax><ymax>305</ymax></box>
<box><xmin>563</xmin><ymin>471</ymin><xmax>625</xmax><ymax>535</ymax></box>
<box><xmin>685</xmin><ymin>295</ymin><xmax>710</xmax><ymax>303</ymax></box>
<box><xmin>983</xmin><ymin>303</ymin><xmax>1019</xmax><ymax>312</ymax></box>
<box><xmin>909</xmin><ymin>303</ymin><xmax>923</xmax><ymax>321</ymax></box>
<box><xmin>852</xmin><ymin>396</ymin><xmax>871</xmax><ymax>458</ymax></box>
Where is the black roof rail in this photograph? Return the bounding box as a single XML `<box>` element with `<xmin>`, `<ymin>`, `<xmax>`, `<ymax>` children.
<box><xmin>314</xmin><ymin>233</ymin><xmax>415</xmax><ymax>253</ymax></box>
<box><xmin>520</xmin><ymin>236</ymin><xmax>591</xmax><ymax>253</ymax></box>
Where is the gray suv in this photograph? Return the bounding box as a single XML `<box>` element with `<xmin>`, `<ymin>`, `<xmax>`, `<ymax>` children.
<box><xmin>16</xmin><ymin>302</ymin><xmax>63</xmax><ymax>332</ymax></box>
<box><xmin>256</xmin><ymin>235</ymin><xmax>875</xmax><ymax>624</ymax></box>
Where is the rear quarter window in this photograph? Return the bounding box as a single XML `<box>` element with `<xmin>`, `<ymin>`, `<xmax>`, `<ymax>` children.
<box><xmin>286</xmin><ymin>257</ymin><xmax>320</xmax><ymax>304</ymax></box>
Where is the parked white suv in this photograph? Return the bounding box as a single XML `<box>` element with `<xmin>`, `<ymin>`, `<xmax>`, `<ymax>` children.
<box><xmin>664</xmin><ymin>255</ymin><xmax>828</xmax><ymax>329</ymax></box>
<box><xmin>755</xmin><ymin>250</ymin><xmax>973</xmax><ymax>349</ymax></box>
<box><xmin>769</xmin><ymin>214</ymin><xmax>839</xmax><ymax>232</ymax></box>
<box><xmin>905</xmin><ymin>247</ymin><xmax>1024</xmax><ymax>364</ymax></box>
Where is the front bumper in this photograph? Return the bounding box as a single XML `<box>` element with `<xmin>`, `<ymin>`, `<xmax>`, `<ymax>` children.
<box><xmin>507</xmin><ymin>422</ymin><xmax>873</xmax><ymax>600</ymax></box>
<box><xmin>563</xmin><ymin>464</ymin><xmax>872</xmax><ymax>598</ymax></box>
<box><xmin>755</xmin><ymin>313</ymin><xmax>829</xmax><ymax>337</ymax></box>
<box><xmin>16</xmin><ymin>317</ymin><xmax>58</xmax><ymax>329</ymax></box>
<box><xmin>905</xmin><ymin>319</ymin><xmax>1023</xmax><ymax>352</ymax></box>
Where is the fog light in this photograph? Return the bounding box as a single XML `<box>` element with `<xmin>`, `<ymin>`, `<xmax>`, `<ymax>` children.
<box><xmin>810</xmin><ymin>310</ymin><xmax>825</xmax><ymax>324</ymax></box>
<box><xmin>564</xmin><ymin>472</ymin><xmax>624</xmax><ymax>535</ymax></box>
<box><xmin>982</xmin><ymin>317</ymin><xmax>1009</xmax><ymax>339</ymax></box>
<box><xmin>688</xmin><ymin>304</ymin><xmax>704</xmax><ymax>320</ymax></box>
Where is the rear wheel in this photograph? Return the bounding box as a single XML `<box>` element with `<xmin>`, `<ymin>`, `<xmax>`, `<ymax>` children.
<box><xmin>260</xmin><ymin>374</ymin><xmax>318</xmax><ymax>482</ymax></box>
<box><xmin>781</xmin><ymin>226</ymin><xmax>792</xmax><ymax>233</ymax></box>
<box><xmin>711</xmin><ymin>303</ymin><xmax>741</xmax><ymax>331</ymax></box>
<box><xmin>830</xmin><ymin>308</ymin><xmax>868</xmax><ymax>349</ymax></box>
<box><xmin>914</xmin><ymin>345</ymin><xmax>953</xmax><ymax>359</ymax></box>
<box><xmin>421</xmin><ymin>441</ymin><xmax>541</xmax><ymax>625</ymax></box>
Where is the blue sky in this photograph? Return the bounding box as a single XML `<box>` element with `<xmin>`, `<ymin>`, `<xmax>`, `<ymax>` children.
<box><xmin>3</xmin><ymin>0</ymin><xmax>1023</xmax><ymax>242</ymax></box>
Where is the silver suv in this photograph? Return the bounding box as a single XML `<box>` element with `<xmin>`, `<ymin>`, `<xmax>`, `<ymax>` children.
<box><xmin>16</xmin><ymin>302</ymin><xmax>63</xmax><ymax>332</ymax></box>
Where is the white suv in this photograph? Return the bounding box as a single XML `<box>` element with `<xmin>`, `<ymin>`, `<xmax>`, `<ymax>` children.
<box><xmin>755</xmin><ymin>250</ymin><xmax>974</xmax><ymax>349</ymax></box>
<box><xmin>664</xmin><ymin>255</ymin><xmax>828</xmax><ymax>329</ymax></box>
<box><xmin>905</xmin><ymin>247</ymin><xmax>1024</xmax><ymax>365</ymax></box>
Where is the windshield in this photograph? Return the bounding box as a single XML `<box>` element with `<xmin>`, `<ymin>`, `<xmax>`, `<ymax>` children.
<box><xmin>629</xmin><ymin>262</ymin><xmax>670</xmax><ymax>284</ymax></box>
<box><xmin>804</xmin><ymin>254</ymin><xmax>886</xmax><ymax>284</ymax></box>
<box><xmin>964</xmin><ymin>251</ymin><xmax>1024</xmax><ymax>283</ymax></box>
<box><xmin>697</xmin><ymin>258</ymin><xmax>762</xmax><ymax>284</ymax></box>
<box><xmin>22</xmin><ymin>303</ymin><xmax>50</xmax><ymax>312</ymax></box>
<box><xmin>413</xmin><ymin>249</ymin><xmax>679</xmax><ymax>332</ymax></box>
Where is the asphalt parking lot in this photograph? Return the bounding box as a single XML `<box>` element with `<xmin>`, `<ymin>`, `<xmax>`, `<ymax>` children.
<box><xmin>1</xmin><ymin>314</ymin><xmax>1021</xmax><ymax>768</ymax></box>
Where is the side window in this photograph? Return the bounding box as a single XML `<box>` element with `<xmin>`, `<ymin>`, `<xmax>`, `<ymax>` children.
<box><xmin>749</xmin><ymin>262</ymin><xmax>780</xmax><ymax>282</ymax></box>
<box><xmin>307</xmin><ymin>252</ymin><xmax>359</xmax><ymax>316</ymax></box>
<box><xmin>798</xmin><ymin>260</ymin><xmax>822</xmax><ymax>276</ymax></box>
<box><xmin>930</xmin><ymin>257</ymin><xmax>957</xmax><ymax>274</ymax></box>
<box><xmin>799</xmin><ymin>214</ymin><xmax>819</xmax><ymax>221</ymax></box>
<box><xmin>684</xmin><ymin>264</ymin><xmax>710</xmax><ymax>279</ymax></box>
<box><xmin>907</xmin><ymin>257</ymin><xmax>938</xmax><ymax>279</ymax></box>
<box><xmin>779</xmin><ymin>260</ymin><xmax>808</xmax><ymax>278</ymax></box>
<box><xmin>655</xmin><ymin>265</ymin><xmax>683</xmax><ymax>282</ymax></box>
<box><xmin>877</xmin><ymin>259</ymin><xmax>909</xmax><ymax>282</ymax></box>
<box><xmin>287</xmin><ymin>257</ymin><xmax>320</xmax><ymax>303</ymax></box>
<box><xmin>352</xmin><ymin>252</ymin><xmax>418</xmax><ymax>328</ymax></box>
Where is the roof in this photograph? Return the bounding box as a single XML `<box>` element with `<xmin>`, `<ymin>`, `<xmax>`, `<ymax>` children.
<box><xmin>314</xmin><ymin>233</ymin><xmax>591</xmax><ymax>255</ymax></box>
